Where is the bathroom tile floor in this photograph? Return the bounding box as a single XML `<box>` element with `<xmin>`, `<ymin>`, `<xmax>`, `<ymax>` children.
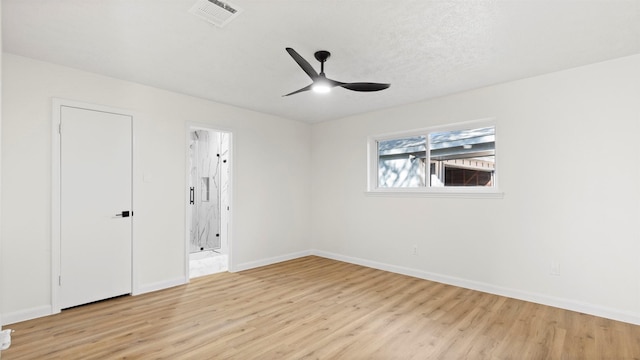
<box><xmin>190</xmin><ymin>251</ymin><xmax>228</xmax><ymax>278</ymax></box>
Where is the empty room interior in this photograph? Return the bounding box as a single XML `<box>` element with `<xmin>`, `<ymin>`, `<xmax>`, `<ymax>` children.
<box><xmin>1</xmin><ymin>0</ymin><xmax>640</xmax><ymax>358</ymax></box>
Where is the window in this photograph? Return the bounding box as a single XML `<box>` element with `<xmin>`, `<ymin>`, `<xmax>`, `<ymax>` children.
<box><xmin>368</xmin><ymin>120</ymin><xmax>500</xmax><ymax>196</ymax></box>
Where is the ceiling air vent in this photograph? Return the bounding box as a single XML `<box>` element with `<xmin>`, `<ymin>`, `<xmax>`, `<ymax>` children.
<box><xmin>189</xmin><ymin>0</ymin><xmax>243</xmax><ymax>28</ymax></box>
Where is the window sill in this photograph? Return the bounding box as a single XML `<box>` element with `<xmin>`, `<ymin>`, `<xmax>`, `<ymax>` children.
<box><xmin>365</xmin><ymin>188</ymin><xmax>504</xmax><ymax>199</ymax></box>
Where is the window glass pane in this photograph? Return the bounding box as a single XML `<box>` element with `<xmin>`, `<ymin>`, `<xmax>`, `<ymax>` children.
<box><xmin>377</xmin><ymin>136</ymin><xmax>427</xmax><ymax>187</ymax></box>
<box><xmin>429</xmin><ymin>126</ymin><xmax>495</xmax><ymax>187</ymax></box>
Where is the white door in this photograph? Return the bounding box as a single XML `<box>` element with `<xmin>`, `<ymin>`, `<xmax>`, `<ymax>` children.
<box><xmin>59</xmin><ymin>105</ymin><xmax>132</xmax><ymax>309</ymax></box>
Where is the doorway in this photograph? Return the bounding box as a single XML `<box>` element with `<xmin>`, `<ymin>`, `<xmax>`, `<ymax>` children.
<box><xmin>52</xmin><ymin>99</ymin><xmax>134</xmax><ymax>311</ymax></box>
<box><xmin>186</xmin><ymin>126</ymin><xmax>231</xmax><ymax>278</ymax></box>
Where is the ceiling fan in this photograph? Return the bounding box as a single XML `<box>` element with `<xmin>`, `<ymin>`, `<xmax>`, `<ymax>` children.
<box><xmin>283</xmin><ymin>47</ymin><xmax>390</xmax><ymax>97</ymax></box>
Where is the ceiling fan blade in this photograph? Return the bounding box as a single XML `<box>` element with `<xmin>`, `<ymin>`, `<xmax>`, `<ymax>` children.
<box><xmin>286</xmin><ymin>48</ymin><xmax>319</xmax><ymax>80</ymax></box>
<box><xmin>339</xmin><ymin>82</ymin><xmax>390</xmax><ymax>92</ymax></box>
<box><xmin>327</xmin><ymin>78</ymin><xmax>346</xmax><ymax>88</ymax></box>
<box><xmin>283</xmin><ymin>84</ymin><xmax>313</xmax><ymax>97</ymax></box>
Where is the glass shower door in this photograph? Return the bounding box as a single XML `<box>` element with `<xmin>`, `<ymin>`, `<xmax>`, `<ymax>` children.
<box><xmin>189</xmin><ymin>130</ymin><xmax>221</xmax><ymax>253</ymax></box>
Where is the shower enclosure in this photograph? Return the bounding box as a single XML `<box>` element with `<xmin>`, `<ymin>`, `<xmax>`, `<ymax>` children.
<box><xmin>188</xmin><ymin>129</ymin><xmax>229</xmax><ymax>253</ymax></box>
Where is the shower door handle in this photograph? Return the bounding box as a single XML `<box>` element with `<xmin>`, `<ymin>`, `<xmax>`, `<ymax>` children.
<box><xmin>189</xmin><ymin>187</ymin><xmax>195</xmax><ymax>204</ymax></box>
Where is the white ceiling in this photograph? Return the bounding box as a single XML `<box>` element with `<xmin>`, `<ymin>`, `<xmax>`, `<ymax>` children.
<box><xmin>3</xmin><ymin>0</ymin><xmax>640</xmax><ymax>123</ymax></box>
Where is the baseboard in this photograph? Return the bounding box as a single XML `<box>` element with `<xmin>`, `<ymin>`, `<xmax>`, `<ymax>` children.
<box><xmin>134</xmin><ymin>276</ymin><xmax>187</xmax><ymax>296</ymax></box>
<box><xmin>233</xmin><ymin>250</ymin><xmax>313</xmax><ymax>272</ymax></box>
<box><xmin>2</xmin><ymin>305</ymin><xmax>52</xmax><ymax>326</ymax></box>
<box><xmin>2</xmin><ymin>278</ymin><xmax>187</xmax><ymax>325</ymax></box>
<box><xmin>7</xmin><ymin>251</ymin><xmax>638</xmax><ymax>326</ymax></box>
<box><xmin>311</xmin><ymin>249</ymin><xmax>640</xmax><ymax>326</ymax></box>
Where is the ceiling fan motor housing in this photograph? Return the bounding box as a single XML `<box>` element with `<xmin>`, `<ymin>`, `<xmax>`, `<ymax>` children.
<box><xmin>314</xmin><ymin>50</ymin><xmax>331</xmax><ymax>63</ymax></box>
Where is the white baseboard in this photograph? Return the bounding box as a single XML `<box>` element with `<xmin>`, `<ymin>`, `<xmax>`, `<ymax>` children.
<box><xmin>134</xmin><ymin>276</ymin><xmax>187</xmax><ymax>296</ymax></box>
<box><xmin>311</xmin><ymin>249</ymin><xmax>640</xmax><ymax>326</ymax></box>
<box><xmin>2</xmin><ymin>305</ymin><xmax>52</xmax><ymax>326</ymax></box>
<box><xmin>2</xmin><ymin>278</ymin><xmax>187</xmax><ymax>325</ymax></box>
<box><xmin>6</xmin><ymin>251</ymin><xmax>638</xmax><ymax>327</ymax></box>
<box><xmin>233</xmin><ymin>250</ymin><xmax>313</xmax><ymax>272</ymax></box>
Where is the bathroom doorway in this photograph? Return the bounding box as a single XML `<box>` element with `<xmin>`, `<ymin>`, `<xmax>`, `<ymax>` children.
<box><xmin>186</xmin><ymin>125</ymin><xmax>231</xmax><ymax>278</ymax></box>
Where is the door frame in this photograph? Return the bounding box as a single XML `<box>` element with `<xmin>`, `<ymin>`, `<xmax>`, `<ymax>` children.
<box><xmin>51</xmin><ymin>98</ymin><xmax>136</xmax><ymax>314</ymax></box>
<box><xmin>185</xmin><ymin>122</ymin><xmax>234</xmax><ymax>278</ymax></box>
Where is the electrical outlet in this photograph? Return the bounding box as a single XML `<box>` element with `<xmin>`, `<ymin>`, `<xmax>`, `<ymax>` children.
<box><xmin>550</xmin><ymin>261</ymin><xmax>560</xmax><ymax>276</ymax></box>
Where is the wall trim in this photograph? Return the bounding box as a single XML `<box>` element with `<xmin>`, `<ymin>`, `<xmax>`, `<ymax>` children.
<box><xmin>311</xmin><ymin>249</ymin><xmax>640</xmax><ymax>326</ymax></box>
<box><xmin>5</xmin><ymin>249</ymin><xmax>639</xmax><ymax>326</ymax></box>
<box><xmin>233</xmin><ymin>250</ymin><xmax>313</xmax><ymax>272</ymax></box>
<box><xmin>2</xmin><ymin>306</ymin><xmax>52</xmax><ymax>326</ymax></box>
<box><xmin>134</xmin><ymin>276</ymin><xmax>187</xmax><ymax>296</ymax></box>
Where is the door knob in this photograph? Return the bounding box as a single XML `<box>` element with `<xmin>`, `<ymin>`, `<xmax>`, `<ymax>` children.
<box><xmin>116</xmin><ymin>211</ymin><xmax>132</xmax><ymax>217</ymax></box>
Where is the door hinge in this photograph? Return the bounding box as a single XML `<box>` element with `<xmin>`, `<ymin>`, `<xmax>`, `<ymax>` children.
<box><xmin>58</xmin><ymin>275</ymin><xmax>62</xmax><ymax>286</ymax></box>
<box><xmin>58</xmin><ymin>123</ymin><xmax>62</xmax><ymax>134</ymax></box>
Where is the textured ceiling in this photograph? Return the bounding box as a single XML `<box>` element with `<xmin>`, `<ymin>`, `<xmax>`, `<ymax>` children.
<box><xmin>3</xmin><ymin>0</ymin><xmax>640</xmax><ymax>123</ymax></box>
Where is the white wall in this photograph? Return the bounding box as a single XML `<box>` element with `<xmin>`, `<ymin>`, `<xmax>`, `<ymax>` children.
<box><xmin>1</xmin><ymin>53</ymin><xmax>311</xmax><ymax>324</ymax></box>
<box><xmin>311</xmin><ymin>54</ymin><xmax>640</xmax><ymax>324</ymax></box>
<box><xmin>3</xmin><ymin>51</ymin><xmax>639</xmax><ymax>326</ymax></box>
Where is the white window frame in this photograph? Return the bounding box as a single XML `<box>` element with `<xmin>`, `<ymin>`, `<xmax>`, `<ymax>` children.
<box><xmin>366</xmin><ymin>118</ymin><xmax>503</xmax><ymax>198</ymax></box>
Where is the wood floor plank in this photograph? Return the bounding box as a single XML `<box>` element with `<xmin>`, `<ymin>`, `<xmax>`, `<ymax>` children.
<box><xmin>4</xmin><ymin>256</ymin><xmax>640</xmax><ymax>359</ymax></box>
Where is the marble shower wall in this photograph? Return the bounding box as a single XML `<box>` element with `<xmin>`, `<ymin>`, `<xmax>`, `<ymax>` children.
<box><xmin>189</xmin><ymin>130</ymin><xmax>221</xmax><ymax>252</ymax></box>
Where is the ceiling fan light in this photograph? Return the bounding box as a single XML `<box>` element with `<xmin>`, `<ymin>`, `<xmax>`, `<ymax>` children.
<box><xmin>312</xmin><ymin>82</ymin><xmax>331</xmax><ymax>94</ymax></box>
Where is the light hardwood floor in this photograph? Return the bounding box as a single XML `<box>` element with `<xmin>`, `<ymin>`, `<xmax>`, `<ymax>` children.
<box><xmin>4</xmin><ymin>256</ymin><xmax>640</xmax><ymax>359</ymax></box>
